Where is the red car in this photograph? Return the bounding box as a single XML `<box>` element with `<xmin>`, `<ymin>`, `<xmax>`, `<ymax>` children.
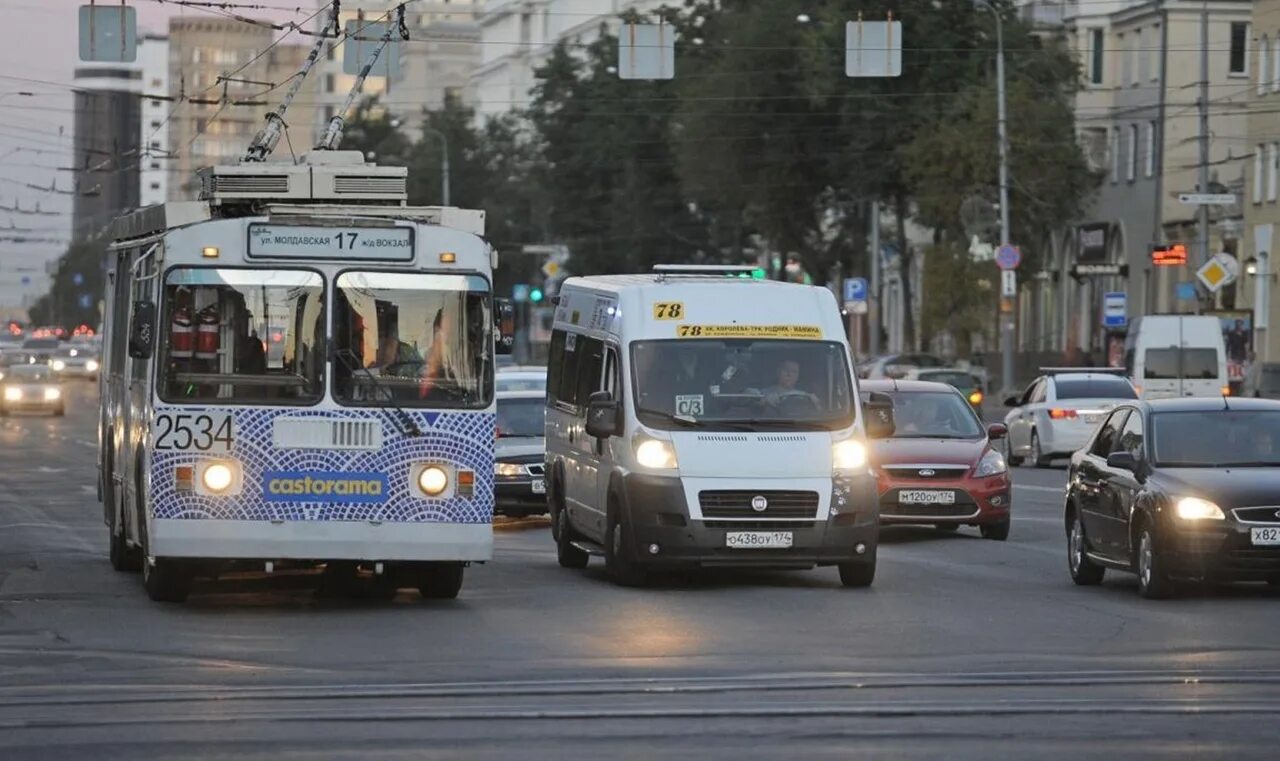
<box><xmin>862</xmin><ymin>380</ymin><xmax>1012</xmax><ymax>540</ymax></box>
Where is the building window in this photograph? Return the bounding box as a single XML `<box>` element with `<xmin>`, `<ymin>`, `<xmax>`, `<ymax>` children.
<box><xmin>1130</xmin><ymin>27</ymin><xmax>1142</xmax><ymax>85</ymax></box>
<box><xmin>1109</xmin><ymin>127</ymin><xmax>1120</xmax><ymax>183</ymax></box>
<box><xmin>325</xmin><ymin>74</ymin><xmax>335</xmax><ymax>93</ymax></box>
<box><xmin>444</xmin><ymin>86</ymin><xmax>462</xmax><ymax>103</ymax></box>
<box><xmin>1145</xmin><ymin>121</ymin><xmax>1156</xmax><ymax>178</ymax></box>
<box><xmin>1119</xmin><ymin>33</ymin><xmax>1130</xmax><ymax>85</ymax></box>
<box><xmin>150</xmin><ymin>182</ymin><xmax>161</xmax><ymax>191</ymax></box>
<box><xmin>1126</xmin><ymin>124</ymin><xmax>1137</xmax><ymax>181</ymax></box>
<box><xmin>151</xmin><ymin>99</ymin><xmax>162</xmax><ymax>108</ymax></box>
<box><xmin>1255</xmin><ymin>145</ymin><xmax>1265</xmax><ymax>203</ymax></box>
<box><xmin>150</xmin><ymin>120</ymin><xmax>161</xmax><ymax>129</ymax></box>
<box><xmin>1137</xmin><ymin>27</ymin><xmax>1149</xmax><ymax>83</ymax></box>
<box><xmin>1260</xmin><ymin>36</ymin><xmax>1270</xmax><ymax>94</ymax></box>
<box><xmin>150</xmin><ymin>161</ymin><xmax>161</xmax><ymax>170</ymax></box>
<box><xmin>1272</xmin><ymin>35</ymin><xmax>1280</xmax><ymax>92</ymax></box>
<box><xmin>1230</xmin><ymin>22</ymin><xmax>1249</xmax><ymax>75</ymax></box>
<box><xmin>1151</xmin><ymin>24</ymin><xmax>1161</xmax><ymax>81</ymax></box>
<box><xmin>520</xmin><ymin>12</ymin><xmax>531</xmax><ymax>44</ymax></box>
<box><xmin>1089</xmin><ymin>28</ymin><xmax>1104</xmax><ymax>85</ymax></box>
<box><xmin>1270</xmin><ymin>142</ymin><xmax>1279</xmax><ymax>202</ymax></box>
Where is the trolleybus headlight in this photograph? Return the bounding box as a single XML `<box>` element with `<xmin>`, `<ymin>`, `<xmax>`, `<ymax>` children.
<box><xmin>43</xmin><ymin>387</ymin><xmax>60</xmax><ymax>401</ymax></box>
<box><xmin>418</xmin><ymin>466</ymin><xmax>449</xmax><ymax>496</ymax></box>
<box><xmin>634</xmin><ymin>438</ymin><xmax>678</xmax><ymax>470</ymax></box>
<box><xmin>832</xmin><ymin>439</ymin><xmax>868</xmax><ymax>470</ymax></box>
<box><xmin>3</xmin><ymin>387</ymin><xmax>20</xmax><ymax>401</ymax></box>
<box><xmin>202</xmin><ymin>463</ymin><xmax>235</xmax><ymax>493</ymax></box>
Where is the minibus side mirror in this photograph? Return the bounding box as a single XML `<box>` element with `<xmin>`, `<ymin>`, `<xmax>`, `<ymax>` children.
<box><xmin>494</xmin><ymin>298</ymin><xmax>515</xmax><ymax>355</ymax></box>
<box><xmin>127</xmin><ymin>300</ymin><xmax>157</xmax><ymax>360</ymax></box>
<box><xmin>585</xmin><ymin>390</ymin><xmax>623</xmax><ymax>439</ymax></box>
<box><xmin>864</xmin><ymin>392</ymin><xmax>895</xmax><ymax>439</ymax></box>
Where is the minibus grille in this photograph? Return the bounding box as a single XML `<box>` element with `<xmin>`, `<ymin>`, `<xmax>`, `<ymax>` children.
<box><xmin>699</xmin><ymin>490</ymin><xmax>820</xmax><ymax>519</ymax></box>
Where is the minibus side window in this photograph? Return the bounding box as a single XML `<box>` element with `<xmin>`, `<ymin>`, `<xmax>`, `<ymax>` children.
<box><xmin>546</xmin><ymin>330</ymin><xmax>566</xmax><ymax>405</ymax></box>
<box><xmin>572</xmin><ymin>336</ymin><xmax>605</xmax><ymax>413</ymax></box>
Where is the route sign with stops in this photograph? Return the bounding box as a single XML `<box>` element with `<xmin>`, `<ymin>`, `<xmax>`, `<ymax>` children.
<box><xmin>845</xmin><ymin>19</ymin><xmax>902</xmax><ymax>77</ymax></box>
<box><xmin>79</xmin><ymin>5</ymin><xmax>137</xmax><ymax>63</ymax></box>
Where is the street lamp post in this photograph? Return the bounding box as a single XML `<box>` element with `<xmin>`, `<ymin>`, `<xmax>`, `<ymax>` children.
<box><xmin>422</xmin><ymin>127</ymin><xmax>451</xmax><ymax>207</ymax></box>
<box><xmin>977</xmin><ymin>1</ymin><xmax>1014</xmax><ymax>395</ymax></box>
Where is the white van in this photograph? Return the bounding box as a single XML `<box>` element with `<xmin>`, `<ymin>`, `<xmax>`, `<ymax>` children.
<box><xmin>543</xmin><ymin>265</ymin><xmax>885</xmax><ymax>588</ymax></box>
<box><xmin>1125</xmin><ymin>315</ymin><xmax>1228</xmax><ymax>399</ymax></box>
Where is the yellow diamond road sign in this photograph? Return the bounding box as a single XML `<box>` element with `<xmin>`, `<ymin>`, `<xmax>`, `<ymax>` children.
<box><xmin>1196</xmin><ymin>253</ymin><xmax>1239</xmax><ymax>293</ymax></box>
<box><xmin>541</xmin><ymin>260</ymin><xmax>560</xmax><ymax>278</ymax></box>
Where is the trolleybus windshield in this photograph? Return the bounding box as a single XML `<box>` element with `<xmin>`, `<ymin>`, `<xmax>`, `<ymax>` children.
<box><xmin>159</xmin><ymin>268</ymin><xmax>325</xmax><ymax>404</ymax></box>
<box><xmin>332</xmin><ymin>271</ymin><xmax>493</xmax><ymax>408</ymax></box>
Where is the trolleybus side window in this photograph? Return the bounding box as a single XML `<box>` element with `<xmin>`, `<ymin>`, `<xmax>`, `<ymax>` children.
<box><xmin>332</xmin><ymin>271</ymin><xmax>493</xmax><ymax>408</ymax></box>
<box><xmin>158</xmin><ymin>268</ymin><xmax>325</xmax><ymax>404</ymax></box>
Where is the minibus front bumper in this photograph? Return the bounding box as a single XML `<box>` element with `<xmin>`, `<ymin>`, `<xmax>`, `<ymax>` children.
<box><xmin>618</xmin><ymin>473</ymin><xmax>879</xmax><ymax>568</ymax></box>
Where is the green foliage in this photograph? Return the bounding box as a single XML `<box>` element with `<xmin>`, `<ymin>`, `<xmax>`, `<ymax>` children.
<box><xmin>919</xmin><ymin>240</ymin><xmax>995</xmax><ymax>354</ymax></box>
<box><xmin>28</xmin><ymin>240</ymin><xmax>106</xmax><ymax>329</ymax></box>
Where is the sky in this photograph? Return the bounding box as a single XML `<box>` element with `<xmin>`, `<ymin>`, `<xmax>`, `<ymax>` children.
<box><xmin>0</xmin><ymin>0</ymin><xmax>302</xmax><ymax>313</ymax></box>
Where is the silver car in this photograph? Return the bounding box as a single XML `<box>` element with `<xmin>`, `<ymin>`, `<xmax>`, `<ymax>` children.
<box><xmin>1002</xmin><ymin>370</ymin><xmax>1138</xmax><ymax>467</ymax></box>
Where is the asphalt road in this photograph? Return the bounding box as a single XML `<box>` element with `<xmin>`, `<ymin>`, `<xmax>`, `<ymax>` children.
<box><xmin>2</xmin><ymin>385</ymin><xmax>1279</xmax><ymax>759</ymax></box>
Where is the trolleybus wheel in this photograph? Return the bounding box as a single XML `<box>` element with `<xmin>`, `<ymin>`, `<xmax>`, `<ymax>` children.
<box><xmin>418</xmin><ymin>563</ymin><xmax>464</xmax><ymax>600</ymax></box>
<box><xmin>143</xmin><ymin>557</ymin><xmax>191</xmax><ymax>603</ymax></box>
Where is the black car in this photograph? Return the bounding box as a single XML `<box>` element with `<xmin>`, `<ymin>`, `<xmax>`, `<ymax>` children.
<box><xmin>494</xmin><ymin>390</ymin><xmax>548</xmax><ymax>517</ymax></box>
<box><xmin>1064</xmin><ymin>397</ymin><xmax>1280</xmax><ymax>598</ymax></box>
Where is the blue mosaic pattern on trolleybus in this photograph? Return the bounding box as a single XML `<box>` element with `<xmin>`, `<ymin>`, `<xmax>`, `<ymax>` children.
<box><xmin>150</xmin><ymin>407</ymin><xmax>495</xmax><ymax>523</ymax></box>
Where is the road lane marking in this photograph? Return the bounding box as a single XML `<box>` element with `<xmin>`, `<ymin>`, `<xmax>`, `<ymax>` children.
<box><xmin>1014</xmin><ymin>484</ymin><xmax>1063</xmax><ymax>494</ymax></box>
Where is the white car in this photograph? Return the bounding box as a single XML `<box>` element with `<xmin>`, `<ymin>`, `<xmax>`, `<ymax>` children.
<box><xmin>1002</xmin><ymin>370</ymin><xmax>1138</xmax><ymax>467</ymax></box>
<box><xmin>856</xmin><ymin>353</ymin><xmax>946</xmax><ymax>380</ymax></box>
<box><xmin>495</xmin><ymin>367</ymin><xmax>546</xmax><ymax>393</ymax></box>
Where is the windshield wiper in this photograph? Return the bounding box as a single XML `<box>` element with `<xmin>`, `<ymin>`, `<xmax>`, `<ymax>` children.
<box><xmin>638</xmin><ymin>409</ymin><xmax>700</xmax><ymax>427</ymax></box>
<box><xmin>332</xmin><ymin>346</ymin><xmax>422</xmax><ymax>437</ymax></box>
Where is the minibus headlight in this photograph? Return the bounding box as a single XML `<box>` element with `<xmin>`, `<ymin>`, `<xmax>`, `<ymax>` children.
<box><xmin>418</xmin><ymin>466</ymin><xmax>449</xmax><ymax>496</ymax></box>
<box><xmin>1175</xmin><ymin>497</ymin><xmax>1224</xmax><ymax>521</ymax></box>
<box><xmin>202</xmin><ymin>463</ymin><xmax>235</xmax><ymax>493</ymax></box>
<box><xmin>635</xmin><ymin>438</ymin><xmax>678</xmax><ymax>470</ymax></box>
<box><xmin>43</xmin><ymin>387</ymin><xmax>60</xmax><ymax>401</ymax></box>
<box><xmin>3</xmin><ymin>386</ymin><xmax>20</xmax><ymax>401</ymax></box>
<box><xmin>832</xmin><ymin>439</ymin><xmax>868</xmax><ymax>470</ymax></box>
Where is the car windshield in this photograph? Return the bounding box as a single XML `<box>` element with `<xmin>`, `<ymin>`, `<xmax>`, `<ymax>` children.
<box><xmin>1054</xmin><ymin>377</ymin><xmax>1136</xmax><ymax>399</ymax></box>
<box><xmin>497</xmin><ymin>396</ymin><xmax>546</xmax><ymax>438</ymax></box>
<box><xmin>332</xmin><ymin>271</ymin><xmax>493</xmax><ymax>409</ymax></box>
<box><xmin>1152</xmin><ymin>410</ymin><xmax>1280</xmax><ymax>466</ymax></box>
<box><xmin>1144</xmin><ymin>348</ymin><xmax>1218</xmax><ymax>379</ymax></box>
<box><xmin>875</xmin><ymin>390</ymin><xmax>984</xmax><ymax>439</ymax></box>
<box><xmin>159</xmin><ymin>268</ymin><xmax>326</xmax><ymax>404</ymax></box>
<box><xmin>7</xmin><ymin>365</ymin><xmax>52</xmax><ymax>381</ymax></box>
<box><xmin>496</xmin><ymin>374</ymin><xmax>546</xmax><ymax>393</ymax></box>
<box><xmin>630</xmin><ymin>339</ymin><xmax>855</xmax><ymax>430</ymax></box>
<box><xmin>917</xmin><ymin>371</ymin><xmax>978</xmax><ymax>391</ymax></box>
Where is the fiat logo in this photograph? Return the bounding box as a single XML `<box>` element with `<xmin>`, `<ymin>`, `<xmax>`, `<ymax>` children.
<box><xmin>751</xmin><ymin>495</ymin><xmax>769</xmax><ymax>512</ymax></box>
<box><xmin>919</xmin><ymin>468</ymin><xmax>936</xmax><ymax>477</ymax></box>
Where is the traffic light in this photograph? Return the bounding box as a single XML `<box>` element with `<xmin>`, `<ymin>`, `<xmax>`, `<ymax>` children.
<box><xmin>529</xmin><ymin>287</ymin><xmax>544</xmax><ymax>303</ymax></box>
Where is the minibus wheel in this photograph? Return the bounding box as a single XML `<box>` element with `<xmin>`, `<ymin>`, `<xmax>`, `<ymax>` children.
<box><xmin>605</xmin><ymin>498</ymin><xmax>647</xmax><ymax>587</ymax></box>
<box><xmin>556</xmin><ymin>507</ymin><xmax>589</xmax><ymax>569</ymax></box>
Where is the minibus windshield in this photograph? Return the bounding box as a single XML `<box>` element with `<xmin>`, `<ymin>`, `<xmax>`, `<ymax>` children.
<box><xmin>630</xmin><ymin>339</ymin><xmax>855</xmax><ymax>430</ymax></box>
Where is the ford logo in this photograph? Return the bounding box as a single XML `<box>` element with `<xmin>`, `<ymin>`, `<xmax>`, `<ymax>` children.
<box><xmin>918</xmin><ymin>468</ymin><xmax>936</xmax><ymax>477</ymax></box>
<box><xmin>751</xmin><ymin>495</ymin><xmax>769</xmax><ymax>512</ymax></box>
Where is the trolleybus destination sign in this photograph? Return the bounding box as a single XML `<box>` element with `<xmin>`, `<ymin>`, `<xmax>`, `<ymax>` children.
<box><xmin>247</xmin><ymin>224</ymin><xmax>415</xmax><ymax>261</ymax></box>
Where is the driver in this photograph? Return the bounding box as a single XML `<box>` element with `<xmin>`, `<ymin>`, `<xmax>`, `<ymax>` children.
<box><xmin>896</xmin><ymin>394</ymin><xmax>959</xmax><ymax>436</ymax></box>
<box><xmin>761</xmin><ymin>359</ymin><xmax>819</xmax><ymax>408</ymax></box>
<box><xmin>368</xmin><ymin>328</ymin><xmax>421</xmax><ymax>377</ymax></box>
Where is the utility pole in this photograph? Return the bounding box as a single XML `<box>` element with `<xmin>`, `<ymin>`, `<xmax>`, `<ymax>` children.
<box><xmin>979</xmin><ymin>0</ymin><xmax>1014</xmax><ymax>393</ymax></box>
<box><xmin>869</xmin><ymin>201</ymin><xmax>880</xmax><ymax>358</ymax></box>
<box><xmin>423</xmin><ymin>127</ymin><xmax>451</xmax><ymax>206</ymax></box>
<box><xmin>1197</xmin><ymin>0</ymin><xmax>1211</xmax><ymax>276</ymax></box>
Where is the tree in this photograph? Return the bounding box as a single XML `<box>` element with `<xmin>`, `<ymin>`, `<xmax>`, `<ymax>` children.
<box><xmin>28</xmin><ymin>240</ymin><xmax>107</xmax><ymax>329</ymax></box>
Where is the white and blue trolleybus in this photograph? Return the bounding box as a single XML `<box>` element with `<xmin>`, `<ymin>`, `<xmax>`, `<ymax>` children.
<box><xmin>99</xmin><ymin>152</ymin><xmax>513</xmax><ymax>601</ymax></box>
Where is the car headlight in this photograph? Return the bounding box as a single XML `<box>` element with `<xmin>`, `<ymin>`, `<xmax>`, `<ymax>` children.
<box><xmin>418</xmin><ymin>465</ymin><xmax>449</xmax><ymax>496</ymax></box>
<box><xmin>495</xmin><ymin>462</ymin><xmax>524</xmax><ymax>477</ymax></box>
<box><xmin>634</xmin><ymin>438</ymin><xmax>678</xmax><ymax>469</ymax></box>
<box><xmin>85</xmin><ymin>360</ymin><xmax>99</xmax><ymax>372</ymax></box>
<box><xmin>1175</xmin><ymin>497</ymin><xmax>1224</xmax><ymax>520</ymax></box>
<box><xmin>3</xmin><ymin>387</ymin><xmax>20</xmax><ymax>401</ymax></box>
<box><xmin>201</xmin><ymin>463</ymin><xmax>234</xmax><ymax>493</ymax></box>
<box><xmin>43</xmin><ymin>387</ymin><xmax>60</xmax><ymax>401</ymax></box>
<box><xmin>832</xmin><ymin>439</ymin><xmax>868</xmax><ymax>470</ymax></box>
<box><xmin>51</xmin><ymin>360</ymin><xmax>65</xmax><ymax>371</ymax></box>
<box><xmin>973</xmin><ymin>448</ymin><xmax>1007</xmax><ymax>478</ymax></box>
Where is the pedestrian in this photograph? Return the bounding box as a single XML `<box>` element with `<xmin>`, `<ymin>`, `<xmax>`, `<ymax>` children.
<box><xmin>1244</xmin><ymin>351</ymin><xmax>1264</xmax><ymax>398</ymax></box>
